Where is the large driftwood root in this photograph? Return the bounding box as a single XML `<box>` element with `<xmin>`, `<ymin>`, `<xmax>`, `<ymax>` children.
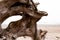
<box><xmin>0</xmin><ymin>0</ymin><xmax>48</xmax><ymax>40</ymax></box>
<box><xmin>0</xmin><ymin>7</ymin><xmax>48</xmax><ymax>40</ymax></box>
<box><xmin>0</xmin><ymin>11</ymin><xmax>48</xmax><ymax>40</ymax></box>
<box><xmin>0</xmin><ymin>11</ymin><xmax>47</xmax><ymax>40</ymax></box>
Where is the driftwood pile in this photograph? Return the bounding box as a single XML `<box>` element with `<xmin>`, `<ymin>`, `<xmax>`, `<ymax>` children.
<box><xmin>0</xmin><ymin>0</ymin><xmax>48</xmax><ymax>40</ymax></box>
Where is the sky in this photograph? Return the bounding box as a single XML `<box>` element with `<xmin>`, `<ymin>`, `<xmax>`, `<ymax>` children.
<box><xmin>33</xmin><ymin>0</ymin><xmax>60</xmax><ymax>25</ymax></box>
<box><xmin>1</xmin><ymin>0</ymin><xmax>60</xmax><ymax>27</ymax></box>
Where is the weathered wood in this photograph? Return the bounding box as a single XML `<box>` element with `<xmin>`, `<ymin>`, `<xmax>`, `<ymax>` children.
<box><xmin>37</xmin><ymin>29</ymin><xmax>47</xmax><ymax>40</ymax></box>
<box><xmin>0</xmin><ymin>0</ymin><xmax>48</xmax><ymax>40</ymax></box>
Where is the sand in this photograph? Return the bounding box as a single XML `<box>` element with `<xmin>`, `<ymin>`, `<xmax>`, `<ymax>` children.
<box><xmin>37</xmin><ymin>25</ymin><xmax>60</xmax><ymax>40</ymax></box>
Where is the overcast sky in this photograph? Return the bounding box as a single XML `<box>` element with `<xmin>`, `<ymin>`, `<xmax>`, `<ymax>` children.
<box><xmin>2</xmin><ymin>0</ymin><xmax>60</xmax><ymax>27</ymax></box>
<box><xmin>34</xmin><ymin>0</ymin><xmax>60</xmax><ymax>25</ymax></box>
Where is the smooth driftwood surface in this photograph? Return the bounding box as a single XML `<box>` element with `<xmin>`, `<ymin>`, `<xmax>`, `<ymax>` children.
<box><xmin>0</xmin><ymin>0</ymin><xmax>48</xmax><ymax>40</ymax></box>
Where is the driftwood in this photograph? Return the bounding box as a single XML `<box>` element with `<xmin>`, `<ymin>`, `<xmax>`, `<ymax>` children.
<box><xmin>0</xmin><ymin>0</ymin><xmax>48</xmax><ymax>40</ymax></box>
<box><xmin>0</xmin><ymin>0</ymin><xmax>39</xmax><ymax>26</ymax></box>
<box><xmin>37</xmin><ymin>29</ymin><xmax>47</xmax><ymax>40</ymax></box>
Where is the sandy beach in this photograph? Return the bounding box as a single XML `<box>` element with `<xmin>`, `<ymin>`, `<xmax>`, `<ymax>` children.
<box><xmin>37</xmin><ymin>25</ymin><xmax>60</xmax><ymax>40</ymax></box>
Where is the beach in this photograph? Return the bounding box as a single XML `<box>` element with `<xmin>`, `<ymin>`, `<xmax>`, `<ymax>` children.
<box><xmin>37</xmin><ymin>25</ymin><xmax>60</xmax><ymax>40</ymax></box>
